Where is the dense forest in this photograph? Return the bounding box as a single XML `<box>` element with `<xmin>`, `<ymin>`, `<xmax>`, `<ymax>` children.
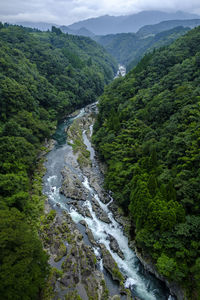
<box><xmin>94</xmin><ymin>26</ymin><xmax>189</xmax><ymax>70</ymax></box>
<box><xmin>93</xmin><ymin>26</ymin><xmax>200</xmax><ymax>298</ymax></box>
<box><xmin>0</xmin><ymin>23</ymin><xmax>117</xmax><ymax>299</ymax></box>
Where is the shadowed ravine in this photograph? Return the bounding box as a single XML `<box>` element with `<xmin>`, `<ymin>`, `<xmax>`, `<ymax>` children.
<box><xmin>43</xmin><ymin>104</ymin><xmax>175</xmax><ymax>300</ymax></box>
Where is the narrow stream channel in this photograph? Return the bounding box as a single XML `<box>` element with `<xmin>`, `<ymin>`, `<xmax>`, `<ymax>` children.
<box><xmin>43</xmin><ymin>106</ymin><xmax>175</xmax><ymax>300</ymax></box>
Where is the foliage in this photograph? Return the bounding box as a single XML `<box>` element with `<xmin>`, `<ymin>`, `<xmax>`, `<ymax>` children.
<box><xmin>0</xmin><ymin>23</ymin><xmax>117</xmax><ymax>299</ymax></box>
<box><xmin>0</xmin><ymin>208</ymin><xmax>49</xmax><ymax>300</ymax></box>
<box><xmin>93</xmin><ymin>26</ymin><xmax>200</xmax><ymax>297</ymax></box>
<box><xmin>94</xmin><ymin>26</ymin><xmax>189</xmax><ymax>70</ymax></box>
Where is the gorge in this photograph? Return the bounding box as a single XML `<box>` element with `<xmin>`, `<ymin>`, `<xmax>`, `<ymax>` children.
<box><xmin>42</xmin><ymin>101</ymin><xmax>174</xmax><ymax>300</ymax></box>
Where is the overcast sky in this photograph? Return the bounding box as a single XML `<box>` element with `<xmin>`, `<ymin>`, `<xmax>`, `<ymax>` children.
<box><xmin>1</xmin><ymin>0</ymin><xmax>200</xmax><ymax>26</ymax></box>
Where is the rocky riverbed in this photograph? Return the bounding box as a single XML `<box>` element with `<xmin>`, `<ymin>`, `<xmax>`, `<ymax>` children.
<box><xmin>57</xmin><ymin>109</ymin><xmax>131</xmax><ymax>299</ymax></box>
<box><xmin>65</xmin><ymin>110</ymin><xmax>185</xmax><ymax>300</ymax></box>
<box><xmin>42</xmin><ymin>104</ymin><xmax>177</xmax><ymax>300</ymax></box>
<box><xmin>41</xmin><ymin>206</ymin><xmax>110</xmax><ymax>300</ymax></box>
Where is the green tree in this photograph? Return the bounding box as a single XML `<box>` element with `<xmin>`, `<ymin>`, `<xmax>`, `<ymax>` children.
<box><xmin>0</xmin><ymin>208</ymin><xmax>49</xmax><ymax>300</ymax></box>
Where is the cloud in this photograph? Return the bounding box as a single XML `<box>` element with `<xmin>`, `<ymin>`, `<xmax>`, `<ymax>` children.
<box><xmin>0</xmin><ymin>0</ymin><xmax>200</xmax><ymax>25</ymax></box>
<box><xmin>133</xmin><ymin>0</ymin><xmax>200</xmax><ymax>13</ymax></box>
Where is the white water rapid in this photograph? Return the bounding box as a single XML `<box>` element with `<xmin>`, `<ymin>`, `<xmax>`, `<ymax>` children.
<box><xmin>43</xmin><ymin>105</ymin><xmax>175</xmax><ymax>300</ymax></box>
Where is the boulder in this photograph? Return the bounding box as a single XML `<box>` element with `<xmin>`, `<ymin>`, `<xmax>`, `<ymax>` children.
<box><xmin>91</xmin><ymin>198</ymin><xmax>111</xmax><ymax>224</ymax></box>
<box><xmin>60</xmin><ymin>166</ymin><xmax>89</xmax><ymax>201</ymax></box>
<box><xmin>99</xmin><ymin>244</ymin><xmax>124</xmax><ymax>283</ymax></box>
<box><xmin>85</xmin><ymin>227</ymin><xmax>98</xmax><ymax>247</ymax></box>
<box><xmin>107</xmin><ymin>234</ymin><xmax>125</xmax><ymax>260</ymax></box>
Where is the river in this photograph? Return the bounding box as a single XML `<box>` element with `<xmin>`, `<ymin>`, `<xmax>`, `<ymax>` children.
<box><xmin>114</xmin><ymin>65</ymin><xmax>126</xmax><ymax>78</ymax></box>
<box><xmin>42</xmin><ymin>103</ymin><xmax>175</xmax><ymax>300</ymax></box>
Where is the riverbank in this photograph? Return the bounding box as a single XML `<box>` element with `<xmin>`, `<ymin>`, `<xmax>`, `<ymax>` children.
<box><xmin>63</xmin><ymin>105</ymin><xmax>186</xmax><ymax>300</ymax></box>
<box><xmin>41</xmin><ymin>109</ymin><xmax>131</xmax><ymax>300</ymax></box>
<box><xmin>41</xmin><ymin>103</ymin><xmax>179</xmax><ymax>300</ymax></box>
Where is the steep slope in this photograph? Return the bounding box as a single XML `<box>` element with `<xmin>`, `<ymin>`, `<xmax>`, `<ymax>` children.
<box><xmin>93</xmin><ymin>26</ymin><xmax>200</xmax><ymax>299</ymax></box>
<box><xmin>0</xmin><ymin>23</ymin><xmax>117</xmax><ymax>299</ymax></box>
<box><xmin>68</xmin><ymin>10</ymin><xmax>200</xmax><ymax>35</ymax></box>
<box><xmin>95</xmin><ymin>26</ymin><xmax>189</xmax><ymax>68</ymax></box>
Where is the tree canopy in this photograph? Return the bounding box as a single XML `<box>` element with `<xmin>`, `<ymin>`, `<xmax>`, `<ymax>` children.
<box><xmin>93</xmin><ymin>26</ymin><xmax>200</xmax><ymax>298</ymax></box>
<box><xmin>0</xmin><ymin>23</ymin><xmax>117</xmax><ymax>299</ymax></box>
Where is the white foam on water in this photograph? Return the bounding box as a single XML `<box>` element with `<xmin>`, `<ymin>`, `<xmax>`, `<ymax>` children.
<box><xmin>90</xmin><ymin>124</ymin><xmax>93</xmax><ymax>137</ymax></box>
<box><xmin>93</xmin><ymin>247</ymin><xmax>101</xmax><ymax>258</ymax></box>
<box><xmin>47</xmin><ymin>175</ymin><xmax>57</xmax><ymax>182</ymax></box>
<box><xmin>168</xmin><ymin>296</ymin><xmax>176</xmax><ymax>300</ymax></box>
<box><xmin>44</xmin><ymin>106</ymin><xmax>172</xmax><ymax>300</ymax></box>
<box><xmin>73</xmin><ymin>108</ymin><xmax>85</xmax><ymax>120</ymax></box>
<box><xmin>69</xmin><ymin>208</ymin><xmax>85</xmax><ymax>223</ymax></box>
<box><xmin>69</xmin><ymin>176</ymin><xmax>159</xmax><ymax>300</ymax></box>
<box><xmin>82</xmin><ymin>176</ymin><xmax>110</xmax><ymax>213</ymax></box>
<box><xmin>45</xmin><ymin>158</ymin><xmax>166</xmax><ymax>299</ymax></box>
<box><xmin>99</xmin><ymin>259</ymin><xmax>104</xmax><ymax>271</ymax></box>
<box><xmin>125</xmin><ymin>277</ymin><xmax>137</xmax><ymax>289</ymax></box>
<box><xmin>106</xmin><ymin>196</ymin><xmax>114</xmax><ymax>207</ymax></box>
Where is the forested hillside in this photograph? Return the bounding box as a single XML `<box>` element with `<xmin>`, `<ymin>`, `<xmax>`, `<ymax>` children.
<box><xmin>94</xmin><ymin>26</ymin><xmax>189</xmax><ymax>70</ymax></box>
<box><xmin>137</xmin><ymin>19</ymin><xmax>200</xmax><ymax>37</ymax></box>
<box><xmin>93</xmin><ymin>26</ymin><xmax>200</xmax><ymax>298</ymax></box>
<box><xmin>0</xmin><ymin>23</ymin><xmax>117</xmax><ymax>299</ymax></box>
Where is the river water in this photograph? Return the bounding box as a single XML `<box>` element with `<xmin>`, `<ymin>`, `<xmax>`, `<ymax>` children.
<box><xmin>114</xmin><ymin>64</ymin><xmax>126</xmax><ymax>78</ymax></box>
<box><xmin>43</xmin><ymin>106</ymin><xmax>175</xmax><ymax>300</ymax></box>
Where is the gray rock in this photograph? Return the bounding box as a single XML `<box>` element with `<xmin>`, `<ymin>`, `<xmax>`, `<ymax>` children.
<box><xmin>108</xmin><ymin>234</ymin><xmax>125</xmax><ymax>260</ymax></box>
<box><xmin>78</xmin><ymin>220</ymin><xmax>97</xmax><ymax>246</ymax></box>
<box><xmin>60</xmin><ymin>166</ymin><xmax>89</xmax><ymax>201</ymax></box>
<box><xmin>86</xmin><ymin>227</ymin><xmax>98</xmax><ymax>246</ymax></box>
<box><xmin>85</xmin><ymin>208</ymin><xmax>92</xmax><ymax>218</ymax></box>
<box><xmin>79</xmin><ymin>220</ymin><xmax>87</xmax><ymax>227</ymax></box>
<box><xmin>135</xmin><ymin>248</ymin><xmax>186</xmax><ymax>300</ymax></box>
<box><xmin>99</xmin><ymin>244</ymin><xmax>124</xmax><ymax>283</ymax></box>
<box><xmin>91</xmin><ymin>198</ymin><xmax>111</xmax><ymax>224</ymax></box>
<box><xmin>99</xmin><ymin>212</ymin><xmax>111</xmax><ymax>224</ymax></box>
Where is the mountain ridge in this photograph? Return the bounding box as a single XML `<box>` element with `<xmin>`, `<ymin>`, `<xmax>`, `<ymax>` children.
<box><xmin>68</xmin><ymin>10</ymin><xmax>200</xmax><ymax>35</ymax></box>
<box><xmin>94</xmin><ymin>26</ymin><xmax>190</xmax><ymax>69</ymax></box>
<box><xmin>12</xmin><ymin>10</ymin><xmax>200</xmax><ymax>36</ymax></box>
<box><xmin>137</xmin><ymin>18</ymin><xmax>200</xmax><ymax>37</ymax></box>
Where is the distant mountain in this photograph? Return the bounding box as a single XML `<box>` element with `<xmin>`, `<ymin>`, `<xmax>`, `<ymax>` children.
<box><xmin>137</xmin><ymin>19</ymin><xmax>200</xmax><ymax>37</ymax></box>
<box><xmin>68</xmin><ymin>10</ymin><xmax>200</xmax><ymax>35</ymax></box>
<box><xmin>14</xmin><ymin>21</ymin><xmax>56</xmax><ymax>31</ymax></box>
<box><xmin>60</xmin><ymin>26</ymin><xmax>95</xmax><ymax>37</ymax></box>
<box><xmin>13</xmin><ymin>21</ymin><xmax>95</xmax><ymax>37</ymax></box>
<box><xmin>68</xmin><ymin>15</ymin><xmax>126</xmax><ymax>35</ymax></box>
<box><xmin>94</xmin><ymin>26</ymin><xmax>190</xmax><ymax>69</ymax></box>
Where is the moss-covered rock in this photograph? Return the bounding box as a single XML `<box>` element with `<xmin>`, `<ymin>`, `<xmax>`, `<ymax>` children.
<box><xmin>100</xmin><ymin>244</ymin><xmax>124</xmax><ymax>283</ymax></box>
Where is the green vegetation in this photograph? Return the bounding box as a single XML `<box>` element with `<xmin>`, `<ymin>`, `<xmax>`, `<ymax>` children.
<box><xmin>0</xmin><ymin>22</ymin><xmax>117</xmax><ymax>299</ymax></box>
<box><xmin>94</xmin><ymin>26</ymin><xmax>189</xmax><ymax>71</ymax></box>
<box><xmin>65</xmin><ymin>291</ymin><xmax>83</xmax><ymax>300</ymax></box>
<box><xmin>137</xmin><ymin>19</ymin><xmax>200</xmax><ymax>38</ymax></box>
<box><xmin>67</xmin><ymin>118</ymin><xmax>91</xmax><ymax>168</ymax></box>
<box><xmin>101</xmin><ymin>280</ymin><xmax>109</xmax><ymax>300</ymax></box>
<box><xmin>93</xmin><ymin>26</ymin><xmax>200</xmax><ymax>298</ymax></box>
<box><xmin>112</xmin><ymin>264</ymin><xmax>124</xmax><ymax>282</ymax></box>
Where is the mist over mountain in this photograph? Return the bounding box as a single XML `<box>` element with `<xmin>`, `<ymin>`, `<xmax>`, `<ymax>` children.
<box><xmin>68</xmin><ymin>10</ymin><xmax>200</xmax><ymax>35</ymax></box>
<box><xmin>14</xmin><ymin>21</ymin><xmax>56</xmax><ymax>31</ymax></box>
<box><xmin>60</xmin><ymin>26</ymin><xmax>95</xmax><ymax>37</ymax></box>
<box><xmin>137</xmin><ymin>19</ymin><xmax>200</xmax><ymax>37</ymax></box>
<box><xmin>11</xmin><ymin>21</ymin><xmax>95</xmax><ymax>37</ymax></box>
<box><xmin>94</xmin><ymin>26</ymin><xmax>189</xmax><ymax>69</ymax></box>
<box><xmin>13</xmin><ymin>11</ymin><xmax>200</xmax><ymax>38</ymax></box>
